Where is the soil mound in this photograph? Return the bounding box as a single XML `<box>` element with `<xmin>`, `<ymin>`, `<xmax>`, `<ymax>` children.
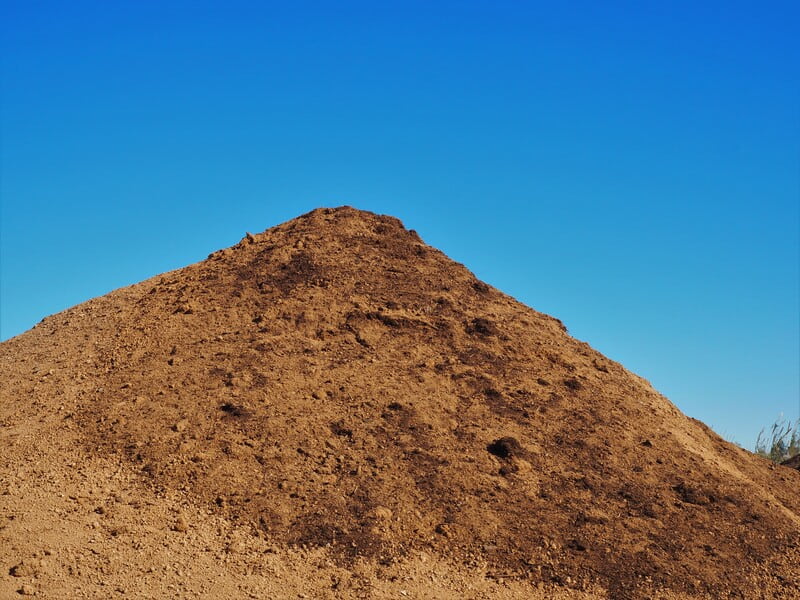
<box><xmin>2</xmin><ymin>206</ymin><xmax>799</xmax><ymax>599</ymax></box>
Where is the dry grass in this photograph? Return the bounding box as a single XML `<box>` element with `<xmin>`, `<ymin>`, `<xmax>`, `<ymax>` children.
<box><xmin>755</xmin><ymin>416</ymin><xmax>800</xmax><ymax>463</ymax></box>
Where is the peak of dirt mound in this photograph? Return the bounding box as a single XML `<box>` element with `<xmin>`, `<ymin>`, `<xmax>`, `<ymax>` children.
<box><xmin>2</xmin><ymin>206</ymin><xmax>800</xmax><ymax>599</ymax></box>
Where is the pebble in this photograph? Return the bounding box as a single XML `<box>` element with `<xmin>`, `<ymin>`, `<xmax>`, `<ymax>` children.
<box><xmin>371</xmin><ymin>506</ymin><xmax>393</xmax><ymax>521</ymax></box>
<box><xmin>173</xmin><ymin>515</ymin><xmax>189</xmax><ymax>533</ymax></box>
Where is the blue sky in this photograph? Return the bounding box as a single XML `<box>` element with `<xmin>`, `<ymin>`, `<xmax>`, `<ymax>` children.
<box><xmin>2</xmin><ymin>1</ymin><xmax>798</xmax><ymax>449</ymax></box>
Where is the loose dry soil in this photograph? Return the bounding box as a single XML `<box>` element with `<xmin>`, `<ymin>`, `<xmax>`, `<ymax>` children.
<box><xmin>2</xmin><ymin>207</ymin><xmax>799</xmax><ymax>599</ymax></box>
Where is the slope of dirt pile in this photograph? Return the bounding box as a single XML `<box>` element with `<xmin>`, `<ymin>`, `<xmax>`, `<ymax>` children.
<box><xmin>2</xmin><ymin>206</ymin><xmax>799</xmax><ymax>599</ymax></box>
<box><xmin>782</xmin><ymin>455</ymin><xmax>800</xmax><ymax>470</ymax></box>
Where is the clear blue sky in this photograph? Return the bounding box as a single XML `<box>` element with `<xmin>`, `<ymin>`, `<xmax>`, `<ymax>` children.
<box><xmin>2</xmin><ymin>1</ymin><xmax>798</xmax><ymax>450</ymax></box>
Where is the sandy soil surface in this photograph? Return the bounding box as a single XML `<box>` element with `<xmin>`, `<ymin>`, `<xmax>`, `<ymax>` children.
<box><xmin>2</xmin><ymin>207</ymin><xmax>798</xmax><ymax>599</ymax></box>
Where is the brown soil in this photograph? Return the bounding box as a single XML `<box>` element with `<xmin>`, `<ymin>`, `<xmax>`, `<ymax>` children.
<box><xmin>782</xmin><ymin>455</ymin><xmax>800</xmax><ymax>470</ymax></box>
<box><xmin>2</xmin><ymin>206</ymin><xmax>799</xmax><ymax>599</ymax></box>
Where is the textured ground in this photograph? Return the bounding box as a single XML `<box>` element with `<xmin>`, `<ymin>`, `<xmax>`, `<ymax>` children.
<box><xmin>2</xmin><ymin>206</ymin><xmax>799</xmax><ymax>598</ymax></box>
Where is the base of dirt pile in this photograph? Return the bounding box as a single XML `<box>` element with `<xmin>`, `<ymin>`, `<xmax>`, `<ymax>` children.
<box><xmin>2</xmin><ymin>207</ymin><xmax>799</xmax><ymax>599</ymax></box>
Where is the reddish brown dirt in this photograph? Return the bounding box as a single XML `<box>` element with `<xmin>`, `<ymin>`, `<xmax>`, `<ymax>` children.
<box><xmin>2</xmin><ymin>206</ymin><xmax>799</xmax><ymax>599</ymax></box>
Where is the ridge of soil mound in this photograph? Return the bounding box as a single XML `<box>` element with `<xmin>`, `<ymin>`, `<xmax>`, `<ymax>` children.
<box><xmin>2</xmin><ymin>206</ymin><xmax>799</xmax><ymax>599</ymax></box>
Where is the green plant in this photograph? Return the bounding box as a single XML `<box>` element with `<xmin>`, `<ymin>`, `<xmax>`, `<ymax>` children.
<box><xmin>754</xmin><ymin>416</ymin><xmax>800</xmax><ymax>463</ymax></box>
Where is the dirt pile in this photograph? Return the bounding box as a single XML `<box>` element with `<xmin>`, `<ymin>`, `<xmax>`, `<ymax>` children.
<box><xmin>2</xmin><ymin>206</ymin><xmax>799</xmax><ymax>599</ymax></box>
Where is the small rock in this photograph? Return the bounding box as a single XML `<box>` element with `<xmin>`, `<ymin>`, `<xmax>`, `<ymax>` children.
<box><xmin>18</xmin><ymin>583</ymin><xmax>36</xmax><ymax>596</ymax></box>
<box><xmin>173</xmin><ymin>301</ymin><xmax>196</xmax><ymax>314</ymax></box>
<box><xmin>173</xmin><ymin>516</ymin><xmax>189</xmax><ymax>533</ymax></box>
<box><xmin>173</xmin><ymin>419</ymin><xmax>189</xmax><ymax>433</ymax></box>
<box><xmin>370</xmin><ymin>506</ymin><xmax>393</xmax><ymax>521</ymax></box>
